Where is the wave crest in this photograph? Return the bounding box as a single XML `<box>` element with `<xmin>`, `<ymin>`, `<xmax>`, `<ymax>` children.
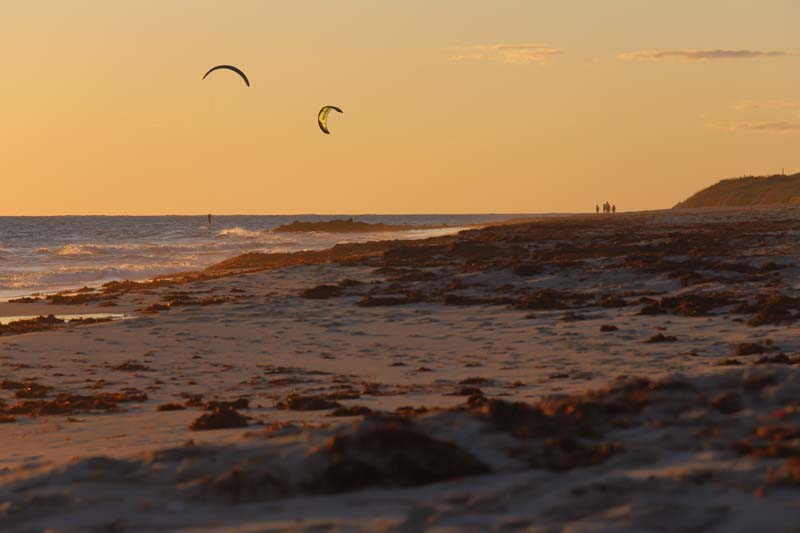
<box><xmin>217</xmin><ymin>227</ymin><xmax>266</xmax><ymax>239</ymax></box>
<box><xmin>56</xmin><ymin>244</ymin><xmax>104</xmax><ymax>256</ymax></box>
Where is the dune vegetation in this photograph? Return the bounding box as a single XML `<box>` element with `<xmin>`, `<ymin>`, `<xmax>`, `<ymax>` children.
<box><xmin>675</xmin><ymin>173</ymin><xmax>800</xmax><ymax>209</ymax></box>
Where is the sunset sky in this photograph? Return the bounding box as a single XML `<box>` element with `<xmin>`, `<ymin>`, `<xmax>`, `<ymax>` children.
<box><xmin>1</xmin><ymin>1</ymin><xmax>797</xmax><ymax>215</ymax></box>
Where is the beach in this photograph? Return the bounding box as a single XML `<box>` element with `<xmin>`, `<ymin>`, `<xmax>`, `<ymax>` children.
<box><xmin>2</xmin><ymin>207</ymin><xmax>800</xmax><ymax>531</ymax></box>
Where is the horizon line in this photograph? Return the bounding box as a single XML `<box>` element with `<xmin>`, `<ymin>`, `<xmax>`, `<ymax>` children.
<box><xmin>0</xmin><ymin>211</ymin><xmax>582</xmax><ymax>218</ymax></box>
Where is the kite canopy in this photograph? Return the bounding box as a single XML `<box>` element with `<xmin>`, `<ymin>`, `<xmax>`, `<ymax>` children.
<box><xmin>318</xmin><ymin>106</ymin><xmax>343</xmax><ymax>134</ymax></box>
<box><xmin>202</xmin><ymin>65</ymin><xmax>250</xmax><ymax>87</ymax></box>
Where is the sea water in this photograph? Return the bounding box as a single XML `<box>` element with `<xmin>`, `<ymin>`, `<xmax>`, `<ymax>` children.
<box><xmin>0</xmin><ymin>214</ymin><xmax>533</xmax><ymax>299</ymax></box>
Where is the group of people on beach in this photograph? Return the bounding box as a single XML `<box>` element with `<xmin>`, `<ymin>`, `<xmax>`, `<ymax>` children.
<box><xmin>596</xmin><ymin>202</ymin><xmax>616</xmax><ymax>214</ymax></box>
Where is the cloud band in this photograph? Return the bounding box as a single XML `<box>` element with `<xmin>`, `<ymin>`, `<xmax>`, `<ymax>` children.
<box><xmin>450</xmin><ymin>44</ymin><xmax>563</xmax><ymax>64</ymax></box>
<box><xmin>619</xmin><ymin>49</ymin><xmax>797</xmax><ymax>62</ymax></box>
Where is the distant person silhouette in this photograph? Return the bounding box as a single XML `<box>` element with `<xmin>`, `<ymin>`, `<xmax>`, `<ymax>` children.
<box><xmin>612</xmin><ymin>205</ymin><xmax>616</xmax><ymax>214</ymax></box>
<box><xmin>596</xmin><ymin>204</ymin><xmax>599</xmax><ymax>214</ymax></box>
<box><xmin>208</xmin><ymin>213</ymin><xmax>212</xmax><ymax>225</ymax></box>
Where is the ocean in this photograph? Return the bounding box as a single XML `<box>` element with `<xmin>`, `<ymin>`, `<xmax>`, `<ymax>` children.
<box><xmin>0</xmin><ymin>214</ymin><xmax>531</xmax><ymax>299</ymax></box>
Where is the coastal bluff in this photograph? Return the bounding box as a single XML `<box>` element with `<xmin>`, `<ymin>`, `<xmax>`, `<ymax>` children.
<box><xmin>674</xmin><ymin>172</ymin><xmax>800</xmax><ymax>209</ymax></box>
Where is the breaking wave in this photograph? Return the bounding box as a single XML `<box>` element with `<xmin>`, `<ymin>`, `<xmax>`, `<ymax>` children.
<box><xmin>217</xmin><ymin>227</ymin><xmax>266</xmax><ymax>239</ymax></box>
<box><xmin>0</xmin><ymin>214</ymin><xmax>522</xmax><ymax>298</ymax></box>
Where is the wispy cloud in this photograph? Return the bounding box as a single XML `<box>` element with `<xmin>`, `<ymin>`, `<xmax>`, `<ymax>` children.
<box><xmin>449</xmin><ymin>44</ymin><xmax>563</xmax><ymax>64</ymax></box>
<box><xmin>706</xmin><ymin>121</ymin><xmax>800</xmax><ymax>132</ymax></box>
<box><xmin>619</xmin><ymin>49</ymin><xmax>798</xmax><ymax>62</ymax></box>
<box><xmin>731</xmin><ymin>99</ymin><xmax>800</xmax><ymax>111</ymax></box>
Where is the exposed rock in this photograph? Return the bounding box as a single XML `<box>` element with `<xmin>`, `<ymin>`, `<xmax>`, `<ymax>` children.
<box><xmin>2</xmin><ymin>390</ymin><xmax>146</xmax><ymax>417</ymax></box>
<box><xmin>189</xmin><ymin>408</ymin><xmax>249</xmax><ymax>431</ymax></box>
<box><xmin>7</xmin><ymin>296</ymin><xmax>42</xmax><ymax>304</ymax></box>
<box><xmin>0</xmin><ymin>315</ymin><xmax>63</xmax><ymax>336</ymax></box>
<box><xmin>639</xmin><ymin>293</ymin><xmax>736</xmax><ymax>317</ymax></box>
<box><xmin>309</xmin><ymin>422</ymin><xmax>490</xmax><ymax>493</ymax></box>
<box><xmin>646</xmin><ymin>333</ymin><xmax>678</xmax><ymax>343</ymax></box>
<box><xmin>746</xmin><ymin>294</ymin><xmax>800</xmax><ymax>326</ymax></box>
<box><xmin>13</xmin><ymin>382</ymin><xmax>52</xmax><ymax>399</ymax></box>
<box><xmin>733</xmin><ymin>343</ymin><xmax>766</xmax><ymax>356</ymax></box>
<box><xmin>330</xmin><ymin>406</ymin><xmax>373</xmax><ymax>417</ymax></box>
<box><xmin>140</xmin><ymin>303</ymin><xmax>170</xmax><ymax>314</ymax></box>
<box><xmin>299</xmin><ymin>284</ymin><xmax>344</xmax><ymax>299</ymax></box>
<box><xmin>357</xmin><ymin>295</ymin><xmax>421</xmax><ymax>307</ymax></box>
<box><xmin>204</xmin><ymin>398</ymin><xmax>250</xmax><ymax>411</ymax></box>
<box><xmin>113</xmin><ymin>360</ymin><xmax>152</xmax><ymax>372</ymax></box>
<box><xmin>756</xmin><ymin>354</ymin><xmax>800</xmax><ymax>365</ymax></box>
<box><xmin>0</xmin><ymin>379</ymin><xmax>24</xmax><ymax>390</ymax></box>
<box><xmin>157</xmin><ymin>403</ymin><xmax>186</xmax><ymax>412</ymax></box>
<box><xmin>274</xmin><ymin>219</ymin><xmax>432</xmax><ymax>233</ymax></box>
<box><xmin>276</xmin><ymin>394</ymin><xmax>342</xmax><ymax>411</ymax></box>
<box><xmin>49</xmin><ymin>292</ymin><xmax>115</xmax><ymax>305</ymax></box>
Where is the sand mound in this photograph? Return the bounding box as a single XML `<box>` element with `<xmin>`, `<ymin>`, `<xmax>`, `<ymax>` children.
<box><xmin>675</xmin><ymin>173</ymin><xmax>800</xmax><ymax>208</ymax></box>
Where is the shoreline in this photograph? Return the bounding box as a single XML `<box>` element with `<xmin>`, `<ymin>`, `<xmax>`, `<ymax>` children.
<box><xmin>0</xmin><ymin>205</ymin><xmax>776</xmax><ymax>320</ymax></box>
<box><xmin>0</xmin><ymin>206</ymin><xmax>773</xmax><ymax>307</ymax></box>
<box><xmin>0</xmin><ymin>213</ymin><xmax>534</xmax><ymax>304</ymax></box>
<box><xmin>0</xmin><ymin>221</ymin><xmax>486</xmax><ymax>307</ymax></box>
<box><xmin>0</xmin><ymin>203</ymin><xmax>796</xmax><ymax>343</ymax></box>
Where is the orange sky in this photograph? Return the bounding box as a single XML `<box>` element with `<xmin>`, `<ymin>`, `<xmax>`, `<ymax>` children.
<box><xmin>1</xmin><ymin>1</ymin><xmax>798</xmax><ymax>215</ymax></box>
